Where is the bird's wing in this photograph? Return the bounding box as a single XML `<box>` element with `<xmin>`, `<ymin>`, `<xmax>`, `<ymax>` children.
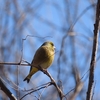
<box><xmin>30</xmin><ymin>46</ymin><xmax>50</xmax><ymax>72</ymax></box>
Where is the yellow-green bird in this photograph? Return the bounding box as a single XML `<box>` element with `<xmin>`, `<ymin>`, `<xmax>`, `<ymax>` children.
<box><xmin>23</xmin><ymin>41</ymin><xmax>55</xmax><ymax>83</ymax></box>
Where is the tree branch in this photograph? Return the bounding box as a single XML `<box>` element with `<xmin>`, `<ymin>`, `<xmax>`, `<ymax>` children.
<box><xmin>36</xmin><ymin>65</ymin><xmax>64</xmax><ymax>100</ymax></box>
<box><xmin>86</xmin><ymin>0</ymin><xmax>100</xmax><ymax>100</ymax></box>
<box><xmin>0</xmin><ymin>62</ymin><xmax>64</xmax><ymax>100</ymax></box>
<box><xmin>0</xmin><ymin>77</ymin><xmax>17</xmax><ymax>100</ymax></box>
<box><xmin>0</xmin><ymin>62</ymin><xmax>29</xmax><ymax>66</ymax></box>
<box><xmin>20</xmin><ymin>82</ymin><xmax>52</xmax><ymax>100</ymax></box>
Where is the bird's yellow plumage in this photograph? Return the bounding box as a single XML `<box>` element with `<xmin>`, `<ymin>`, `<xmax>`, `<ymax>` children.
<box><xmin>23</xmin><ymin>41</ymin><xmax>55</xmax><ymax>83</ymax></box>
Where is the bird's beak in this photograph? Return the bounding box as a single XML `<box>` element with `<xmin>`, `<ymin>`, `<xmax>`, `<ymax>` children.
<box><xmin>54</xmin><ymin>46</ymin><xmax>56</xmax><ymax>49</ymax></box>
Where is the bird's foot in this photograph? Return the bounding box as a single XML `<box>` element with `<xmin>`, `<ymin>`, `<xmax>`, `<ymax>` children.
<box><xmin>42</xmin><ymin>68</ymin><xmax>47</xmax><ymax>74</ymax></box>
<box><xmin>38</xmin><ymin>65</ymin><xmax>47</xmax><ymax>74</ymax></box>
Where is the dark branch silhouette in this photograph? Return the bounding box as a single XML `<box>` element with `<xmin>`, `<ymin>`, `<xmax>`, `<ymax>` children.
<box><xmin>0</xmin><ymin>77</ymin><xmax>17</xmax><ymax>100</ymax></box>
<box><xmin>86</xmin><ymin>0</ymin><xmax>100</xmax><ymax>100</ymax></box>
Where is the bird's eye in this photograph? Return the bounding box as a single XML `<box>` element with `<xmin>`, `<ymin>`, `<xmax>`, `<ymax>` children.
<box><xmin>51</xmin><ymin>43</ymin><xmax>54</xmax><ymax>46</ymax></box>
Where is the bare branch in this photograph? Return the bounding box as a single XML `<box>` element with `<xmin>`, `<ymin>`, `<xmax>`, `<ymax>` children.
<box><xmin>0</xmin><ymin>77</ymin><xmax>17</xmax><ymax>100</ymax></box>
<box><xmin>86</xmin><ymin>0</ymin><xmax>100</xmax><ymax>100</ymax></box>
<box><xmin>36</xmin><ymin>65</ymin><xmax>64</xmax><ymax>100</ymax></box>
<box><xmin>20</xmin><ymin>82</ymin><xmax>52</xmax><ymax>100</ymax></box>
<box><xmin>0</xmin><ymin>62</ymin><xmax>64</xmax><ymax>100</ymax></box>
<box><xmin>69</xmin><ymin>68</ymin><xmax>83</xmax><ymax>100</ymax></box>
<box><xmin>0</xmin><ymin>62</ymin><xmax>30</xmax><ymax>66</ymax></box>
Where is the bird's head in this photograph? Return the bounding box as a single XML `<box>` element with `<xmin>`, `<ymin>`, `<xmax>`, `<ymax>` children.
<box><xmin>42</xmin><ymin>41</ymin><xmax>55</xmax><ymax>50</ymax></box>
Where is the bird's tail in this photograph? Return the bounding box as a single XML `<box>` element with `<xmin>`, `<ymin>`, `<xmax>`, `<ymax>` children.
<box><xmin>23</xmin><ymin>67</ymin><xmax>38</xmax><ymax>83</ymax></box>
<box><xmin>23</xmin><ymin>75</ymin><xmax>31</xmax><ymax>83</ymax></box>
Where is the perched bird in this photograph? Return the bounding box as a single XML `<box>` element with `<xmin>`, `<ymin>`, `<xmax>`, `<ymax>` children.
<box><xmin>23</xmin><ymin>41</ymin><xmax>55</xmax><ymax>83</ymax></box>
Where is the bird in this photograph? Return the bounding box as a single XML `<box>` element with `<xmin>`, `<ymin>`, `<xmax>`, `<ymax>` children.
<box><xmin>23</xmin><ymin>41</ymin><xmax>55</xmax><ymax>83</ymax></box>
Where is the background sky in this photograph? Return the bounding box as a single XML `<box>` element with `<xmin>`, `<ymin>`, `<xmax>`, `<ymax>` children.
<box><xmin>0</xmin><ymin>0</ymin><xmax>100</xmax><ymax>100</ymax></box>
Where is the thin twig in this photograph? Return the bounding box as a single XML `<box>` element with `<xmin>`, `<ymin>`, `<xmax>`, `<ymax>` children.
<box><xmin>20</xmin><ymin>82</ymin><xmax>52</xmax><ymax>100</ymax></box>
<box><xmin>0</xmin><ymin>62</ymin><xmax>30</xmax><ymax>66</ymax></box>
